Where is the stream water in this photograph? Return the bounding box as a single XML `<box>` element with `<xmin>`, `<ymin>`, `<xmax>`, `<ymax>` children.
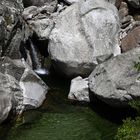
<box><xmin>0</xmin><ymin>73</ymin><xmax>135</xmax><ymax>140</ymax></box>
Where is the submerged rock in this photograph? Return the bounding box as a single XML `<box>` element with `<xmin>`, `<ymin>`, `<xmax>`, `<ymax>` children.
<box><xmin>68</xmin><ymin>76</ymin><xmax>89</xmax><ymax>102</ymax></box>
<box><xmin>48</xmin><ymin>0</ymin><xmax>121</xmax><ymax>77</ymax></box>
<box><xmin>89</xmin><ymin>48</ymin><xmax>140</xmax><ymax>107</ymax></box>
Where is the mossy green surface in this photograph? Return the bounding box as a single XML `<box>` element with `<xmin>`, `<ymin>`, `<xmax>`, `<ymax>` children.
<box><xmin>115</xmin><ymin>117</ymin><xmax>140</xmax><ymax>140</ymax></box>
<box><xmin>0</xmin><ymin>75</ymin><xmax>118</xmax><ymax>140</ymax></box>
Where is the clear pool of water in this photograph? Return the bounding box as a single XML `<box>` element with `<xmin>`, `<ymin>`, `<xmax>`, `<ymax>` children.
<box><xmin>0</xmin><ymin>74</ymin><xmax>124</xmax><ymax>140</ymax></box>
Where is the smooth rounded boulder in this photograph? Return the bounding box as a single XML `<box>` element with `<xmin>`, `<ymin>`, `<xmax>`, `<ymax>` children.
<box><xmin>48</xmin><ymin>0</ymin><xmax>121</xmax><ymax>77</ymax></box>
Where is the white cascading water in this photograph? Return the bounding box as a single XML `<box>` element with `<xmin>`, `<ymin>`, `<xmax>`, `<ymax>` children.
<box><xmin>29</xmin><ymin>39</ymin><xmax>41</xmax><ymax>70</ymax></box>
<box><xmin>29</xmin><ymin>39</ymin><xmax>49</xmax><ymax>75</ymax></box>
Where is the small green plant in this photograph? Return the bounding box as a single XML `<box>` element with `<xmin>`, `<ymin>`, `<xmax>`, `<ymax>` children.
<box><xmin>129</xmin><ymin>101</ymin><xmax>140</xmax><ymax>115</ymax></box>
<box><xmin>4</xmin><ymin>13</ymin><xmax>13</xmax><ymax>26</ymax></box>
<box><xmin>115</xmin><ymin>100</ymin><xmax>140</xmax><ymax>140</ymax></box>
<box><xmin>134</xmin><ymin>57</ymin><xmax>140</xmax><ymax>72</ymax></box>
<box><xmin>115</xmin><ymin>117</ymin><xmax>140</xmax><ymax>140</ymax></box>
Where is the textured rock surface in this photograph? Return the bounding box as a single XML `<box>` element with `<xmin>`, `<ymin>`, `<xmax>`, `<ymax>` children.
<box><xmin>119</xmin><ymin>1</ymin><xmax>140</xmax><ymax>41</ymax></box>
<box><xmin>0</xmin><ymin>0</ymin><xmax>25</xmax><ymax>59</ymax></box>
<box><xmin>22</xmin><ymin>5</ymin><xmax>55</xmax><ymax>66</ymax></box>
<box><xmin>89</xmin><ymin>48</ymin><xmax>140</xmax><ymax>107</ymax></box>
<box><xmin>64</xmin><ymin>0</ymin><xmax>118</xmax><ymax>5</ymax></box>
<box><xmin>20</xmin><ymin>65</ymin><xmax>48</xmax><ymax>108</ymax></box>
<box><xmin>121</xmin><ymin>26</ymin><xmax>140</xmax><ymax>52</ymax></box>
<box><xmin>107</xmin><ymin>0</ymin><xmax>117</xmax><ymax>5</ymax></box>
<box><xmin>48</xmin><ymin>0</ymin><xmax>121</xmax><ymax>77</ymax></box>
<box><xmin>0</xmin><ymin>73</ymin><xmax>17</xmax><ymax>123</ymax></box>
<box><xmin>0</xmin><ymin>57</ymin><xmax>23</xmax><ymax>123</ymax></box>
<box><xmin>68</xmin><ymin>76</ymin><xmax>89</xmax><ymax>102</ymax></box>
<box><xmin>27</xmin><ymin>18</ymin><xmax>54</xmax><ymax>40</ymax></box>
<box><xmin>115</xmin><ymin>0</ymin><xmax>124</xmax><ymax>8</ymax></box>
<box><xmin>119</xmin><ymin>2</ymin><xmax>134</xmax><ymax>39</ymax></box>
<box><xmin>0</xmin><ymin>0</ymin><xmax>25</xmax><ymax>123</ymax></box>
<box><xmin>0</xmin><ymin>57</ymin><xmax>49</xmax><ymax>123</ymax></box>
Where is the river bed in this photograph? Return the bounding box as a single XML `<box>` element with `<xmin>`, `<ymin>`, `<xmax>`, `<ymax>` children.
<box><xmin>0</xmin><ymin>74</ymin><xmax>134</xmax><ymax>140</ymax></box>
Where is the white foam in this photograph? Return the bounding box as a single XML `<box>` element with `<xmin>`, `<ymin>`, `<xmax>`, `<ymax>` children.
<box><xmin>34</xmin><ymin>68</ymin><xmax>49</xmax><ymax>75</ymax></box>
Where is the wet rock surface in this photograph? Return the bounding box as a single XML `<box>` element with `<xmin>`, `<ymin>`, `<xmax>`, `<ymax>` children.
<box><xmin>0</xmin><ymin>0</ymin><xmax>24</xmax><ymax>58</ymax></box>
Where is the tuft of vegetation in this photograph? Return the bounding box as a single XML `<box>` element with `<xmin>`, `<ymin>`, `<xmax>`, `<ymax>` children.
<box><xmin>134</xmin><ymin>57</ymin><xmax>140</xmax><ymax>72</ymax></box>
<box><xmin>115</xmin><ymin>117</ymin><xmax>140</xmax><ymax>140</ymax></box>
<box><xmin>4</xmin><ymin>14</ymin><xmax>12</xmax><ymax>25</ymax></box>
<box><xmin>129</xmin><ymin>101</ymin><xmax>140</xmax><ymax>115</ymax></box>
<box><xmin>115</xmin><ymin>100</ymin><xmax>140</xmax><ymax>140</ymax></box>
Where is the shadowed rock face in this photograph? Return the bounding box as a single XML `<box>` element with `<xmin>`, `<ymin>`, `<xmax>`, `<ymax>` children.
<box><xmin>0</xmin><ymin>0</ymin><xmax>25</xmax><ymax>59</ymax></box>
<box><xmin>23</xmin><ymin>0</ymin><xmax>57</xmax><ymax>7</ymax></box>
<box><xmin>89</xmin><ymin>47</ymin><xmax>140</xmax><ymax>107</ymax></box>
<box><xmin>121</xmin><ymin>27</ymin><xmax>140</xmax><ymax>52</ymax></box>
<box><xmin>127</xmin><ymin>0</ymin><xmax>140</xmax><ymax>8</ymax></box>
<box><xmin>48</xmin><ymin>0</ymin><xmax>121</xmax><ymax>78</ymax></box>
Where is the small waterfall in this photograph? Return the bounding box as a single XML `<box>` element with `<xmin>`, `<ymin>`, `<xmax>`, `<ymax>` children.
<box><xmin>29</xmin><ymin>39</ymin><xmax>49</xmax><ymax>76</ymax></box>
<box><xmin>29</xmin><ymin>39</ymin><xmax>41</xmax><ymax>70</ymax></box>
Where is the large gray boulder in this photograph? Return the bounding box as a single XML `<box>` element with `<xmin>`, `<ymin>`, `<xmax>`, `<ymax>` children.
<box><xmin>0</xmin><ymin>57</ymin><xmax>49</xmax><ymax>123</ymax></box>
<box><xmin>68</xmin><ymin>76</ymin><xmax>89</xmax><ymax>102</ymax></box>
<box><xmin>48</xmin><ymin>0</ymin><xmax>121</xmax><ymax>77</ymax></box>
<box><xmin>89</xmin><ymin>47</ymin><xmax>140</xmax><ymax>107</ymax></box>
